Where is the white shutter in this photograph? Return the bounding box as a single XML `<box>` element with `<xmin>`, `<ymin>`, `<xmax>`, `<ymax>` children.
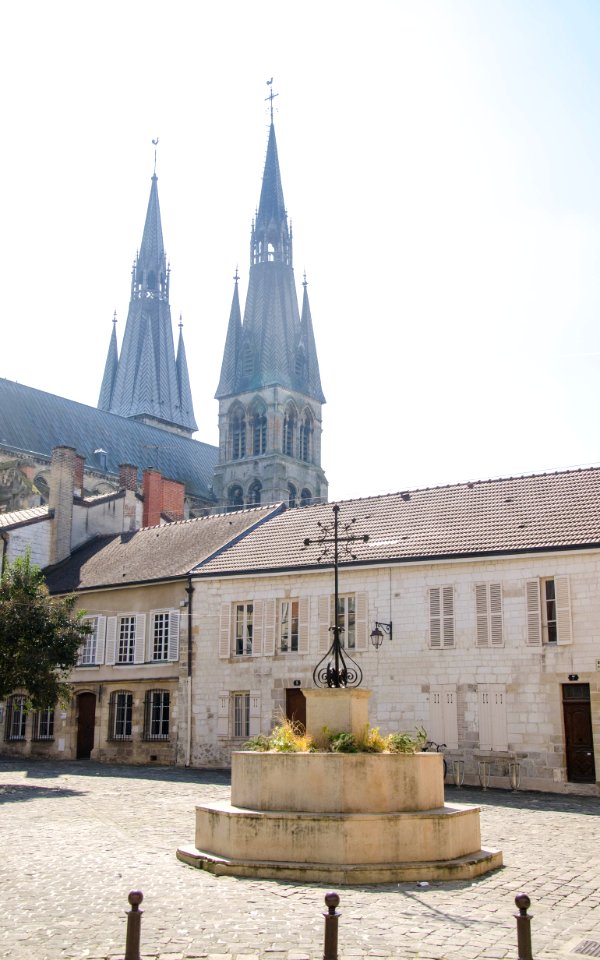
<box><xmin>105</xmin><ymin>616</ymin><xmax>117</xmax><ymax>665</ymax></box>
<box><xmin>526</xmin><ymin>579</ymin><xmax>542</xmax><ymax>645</ymax></box>
<box><xmin>442</xmin><ymin>586</ymin><xmax>454</xmax><ymax>648</ymax></box>
<box><xmin>217</xmin><ymin>692</ymin><xmax>229</xmax><ymax>737</ymax></box>
<box><xmin>252</xmin><ymin>600</ymin><xmax>264</xmax><ymax>657</ymax></box>
<box><xmin>478</xmin><ymin>686</ymin><xmax>492</xmax><ymax>750</ymax></box>
<box><xmin>491</xmin><ymin>687</ymin><xmax>508</xmax><ymax>750</ymax></box>
<box><xmin>134</xmin><ymin>614</ymin><xmax>146</xmax><ymax>663</ymax></box>
<box><xmin>318</xmin><ymin>596</ymin><xmax>330</xmax><ymax>652</ymax></box>
<box><xmin>146</xmin><ymin>612</ymin><xmax>156</xmax><ymax>661</ymax></box>
<box><xmin>168</xmin><ymin>610</ymin><xmax>180</xmax><ymax>661</ymax></box>
<box><xmin>475</xmin><ymin>584</ymin><xmax>489</xmax><ymax>647</ymax></box>
<box><xmin>298</xmin><ymin>597</ymin><xmax>310</xmax><ymax>654</ymax></box>
<box><xmin>95</xmin><ymin>615</ymin><xmax>106</xmax><ymax>665</ymax></box>
<box><xmin>555</xmin><ymin>576</ymin><xmax>573</xmax><ymax>645</ymax></box>
<box><xmin>428</xmin><ymin>687</ymin><xmax>444</xmax><ymax>743</ymax></box>
<box><xmin>355</xmin><ymin>592</ymin><xmax>368</xmax><ymax>651</ymax></box>
<box><xmin>490</xmin><ymin>583</ymin><xmax>503</xmax><ymax>647</ymax></box>
<box><xmin>219</xmin><ymin>604</ymin><xmax>231</xmax><ymax>658</ymax></box>
<box><xmin>443</xmin><ymin>687</ymin><xmax>459</xmax><ymax>749</ymax></box>
<box><xmin>249</xmin><ymin>691</ymin><xmax>261</xmax><ymax>736</ymax></box>
<box><xmin>263</xmin><ymin>600</ymin><xmax>276</xmax><ymax>656</ymax></box>
<box><xmin>429</xmin><ymin>588</ymin><xmax>441</xmax><ymax>649</ymax></box>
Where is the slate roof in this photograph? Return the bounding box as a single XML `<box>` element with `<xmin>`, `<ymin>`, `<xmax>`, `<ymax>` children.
<box><xmin>0</xmin><ymin>379</ymin><xmax>217</xmax><ymax>502</ymax></box>
<box><xmin>0</xmin><ymin>505</ymin><xmax>49</xmax><ymax>530</ymax></box>
<box><xmin>194</xmin><ymin>468</ymin><xmax>600</xmax><ymax>577</ymax></box>
<box><xmin>44</xmin><ymin>503</ymin><xmax>284</xmax><ymax>593</ymax></box>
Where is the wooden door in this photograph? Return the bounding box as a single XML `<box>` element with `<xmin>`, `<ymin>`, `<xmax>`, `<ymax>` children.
<box><xmin>285</xmin><ymin>688</ymin><xmax>306</xmax><ymax>731</ymax></box>
<box><xmin>562</xmin><ymin>684</ymin><xmax>596</xmax><ymax>783</ymax></box>
<box><xmin>76</xmin><ymin>693</ymin><xmax>96</xmax><ymax>759</ymax></box>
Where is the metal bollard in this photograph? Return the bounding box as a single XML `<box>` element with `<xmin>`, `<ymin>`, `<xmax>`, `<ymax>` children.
<box><xmin>323</xmin><ymin>892</ymin><xmax>341</xmax><ymax>960</ymax></box>
<box><xmin>124</xmin><ymin>889</ymin><xmax>144</xmax><ymax>960</ymax></box>
<box><xmin>514</xmin><ymin>893</ymin><xmax>533</xmax><ymax>960</ymax></box>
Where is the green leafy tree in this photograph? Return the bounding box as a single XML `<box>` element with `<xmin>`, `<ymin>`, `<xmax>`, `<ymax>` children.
<box><xmin>0</xmin><ymin>552</ymin><xmax>90</xmax><ymax>707</ymax></box>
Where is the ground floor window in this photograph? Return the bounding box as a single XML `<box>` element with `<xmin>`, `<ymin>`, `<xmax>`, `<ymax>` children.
<box><xmin>108</xmin><ymin>690</ymin><xmax>133</xmax><ymax>740</ymax></box>
<box><xmin>143</xmin><ymin>689</ymin><xmax>170</xmax><ymax>740</ymax></box>
<box><xmin>233</xmin><ymin>692</ymin><xmax>250</xmax><ymax>738</ymax></box>
<box><xmin>32</xmin><ymin>707</ymin><xmax>55</xmax><ymax>740</ymax></box>
<box><xmin>5</xmin><ymin>695</ymin><xmax>26</xmax><ymax>741</ymax></box>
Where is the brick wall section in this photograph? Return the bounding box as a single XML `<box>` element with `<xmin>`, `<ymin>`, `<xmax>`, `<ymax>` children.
<box><xmin>74</xmin><ymin>455</ymin><xmax>85</xmax><ymax>496</ymax></box>
<box><xmin>143</xmin><ymin>469</ymin><xmax>163</xmax><ymax>527</ymax></box>
<box><xmin>161</xmin><ymin>478</ymin><xmax>185</xmax><ymax>521</ymax></box>
<box><xmin>119</xmin><ymin>464</ymin><xmax>138</xmax><ymax>492</ymax></box>
<box><xmin>49</xmin><ymin>446</ymin><xmax>77</xmax><ymax>564</ymax></box>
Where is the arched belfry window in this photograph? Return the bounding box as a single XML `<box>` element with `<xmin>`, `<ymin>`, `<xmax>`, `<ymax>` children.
<box><xmin>248</xmin><ymin>480</ymin><xmax>262</xmax><ymax>506</ymax></box>
<box><xmin>228</xmin><ymin>484</ymin><xmax>244</xmax><ymax>509</ymax></box>
<box><xmin>299</xmin><ymin>411</ymin><xmax>313</xmax><ymax>463</ymax></box>
<box><xmin>250</xmin><ymin>403</ymin><xmax>267</xmax><ymax>456</ymax></box>
<box><xmin>229</xmin><ymin>406</ymin><xmax>246</xmax><ymax>460</ymax></box>
<box><xmin>283</xmin><ymin>405</ymin><xmax>297</xmax><ymax>458</ymax></box>
<box><xmin>300</xmin><ymin>488</ymin><xmax>312</xmax><ymax>507</ymax></box>
<box><xmin>288</xmin><ymin>483</ymin><xmax>297</xmax><ymax>508</ymax></box>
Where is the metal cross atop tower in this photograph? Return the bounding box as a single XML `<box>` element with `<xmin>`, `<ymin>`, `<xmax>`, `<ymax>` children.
<box><xmin>265</xmin><ymin>78</ymin><xmax>278</xmax><ymax>122</ymax></box>
<box><xmin>303</xmin><ymin>504</ymin><xmax>369</xmax><ymax>688</ymax></box>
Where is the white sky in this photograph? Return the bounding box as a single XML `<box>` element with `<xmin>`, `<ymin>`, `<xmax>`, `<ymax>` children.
<box><xmin>2</xmin><ymin>0</ymin><xmax>600</xmax><ymax>501</ymax></box>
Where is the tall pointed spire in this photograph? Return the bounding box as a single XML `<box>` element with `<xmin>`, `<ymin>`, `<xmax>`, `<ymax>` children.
<box><xmin>98</xmin><ymin>167</ymin><xmax>197</xmax><ymax>436</ymax></box>
<box><xmin>176</xmin><ymin>317</ymin><xmax>197</xmax><ymax>430</ymax></box>
<box><xmin>298</xmin><ymin>275</ymin><xmax>325</xmax><ymax>402</ymax></box>
<box><xmin>216</xmin><ymin>271</ymin><xmax>242</xmax><ymax>398</ymax></box>
<box><xmin>98</xmin><ymin>311</ymin><xmax>119</xmax><ymax>410</ymax></box>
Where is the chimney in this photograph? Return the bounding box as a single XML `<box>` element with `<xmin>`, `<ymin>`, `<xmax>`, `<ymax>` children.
<box><xmin>143</xmin><ymin>469</ymin><xmax>163</xmax><ymax>528</ymax></box>
<box><xmin>49</xmin><ymin>446</ymin><xmax>77</xmax><ymax>564</ymax></box>
<box><xmin>74</xmin><ymin>455</ymin><xmax>85</xmax><ymax>497</ymax></box>
<box><xmin>161</xmin><ymin>478</ymin><xmax>185</xmax><ymax>522</ymax></box>
<box><xmin>119</xmin><ymin>464</ymin><xmax>138</xmax><ymax>492</ymax></box>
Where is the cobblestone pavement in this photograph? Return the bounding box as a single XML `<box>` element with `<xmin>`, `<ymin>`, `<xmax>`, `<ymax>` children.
<box><xmin>1</xmin><ymin>760</ymin><xmax>600</xmax><ymax>960</ymax></box>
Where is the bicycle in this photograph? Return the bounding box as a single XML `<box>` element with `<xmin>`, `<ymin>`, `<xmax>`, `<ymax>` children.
<box><xmin>422</xmin><ymin>740</ymin><xmax>448</xmax><ymax>779</ymax></box>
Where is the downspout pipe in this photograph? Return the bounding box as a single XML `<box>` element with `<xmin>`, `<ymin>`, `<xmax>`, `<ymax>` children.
<box><xmin>185</xmin><ymin>576</ymin><xmax>195</xmax><ymax>767</ymax></box>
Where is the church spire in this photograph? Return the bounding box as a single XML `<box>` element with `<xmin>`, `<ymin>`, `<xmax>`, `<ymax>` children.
<box><xmin>215</xmin><ymin>271</ymin><xmax>242</xmax><ymax>398</ymax></box>
<box><xmin>98</xmin><ymin>166</ymin><xmax>197</xmax><ymax>436</ymax></box>
<box><xmin>98</xmin><ymin>311</ymin><xmax>119</xmax><ymax>410</ymax></box>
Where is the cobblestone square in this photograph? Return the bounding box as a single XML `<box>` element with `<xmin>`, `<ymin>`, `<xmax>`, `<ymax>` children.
<box><xmin>1</xmin><ymin>759</ymin><xmax>599</xmax><ymax>960</ymax></box>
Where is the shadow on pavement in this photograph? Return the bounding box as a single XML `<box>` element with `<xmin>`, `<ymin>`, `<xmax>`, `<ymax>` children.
<box><xmin>0</xmin><ymin>782</ymin><xmax>85</xmax><ymax>802</ymax></box>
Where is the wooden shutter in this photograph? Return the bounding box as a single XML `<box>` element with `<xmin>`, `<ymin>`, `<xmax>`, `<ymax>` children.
<box><xmin>252</xmin><ymin>600</ymin><xmax>264</xmax><ymax>657</ymax></box>
<box><xmin>429</xmin><ymin>588</ymin><xmax>441</xmax><ymax>649</ymax></box>
<box><xmin>526</xmin><ymin>579</ymin><xmax>542</xmax><ymax>645</ymax></box>
<box><xmin>262</xmin><ymin>600</ymin><xmax>276</xmax><ymax>656</ymax></box>
<box><xmin>318</xmin><ymin>596</ymin><xmax>330</xmax><ymax>652</ymax></box>
<box><xmin>555</xmin><ymin>576</ymin><xmax>573</xmax><ymax>645</ymax></box>
<box><xmin>298</xmin><ymin>597</ymin><xmax>310</xmax><ymax>654</ymax></box>
<box><xmin>249</xmin><ymin>691</ymin><xmax>261</xmax><ymax>736</ymax></box>
<box><xmin>95</xmin><ymin>615</ymin><xmax>106</xmax><ymax>665</ymax></box>
<box><xmin>475</xmin><ymin>584</ymin><xmax>489</xmax><ymax>646</ymax></box>
<box><xmin>490</xmin><ymin>583</ymin><xmax>503</xmax><ymax>646</ymax></box>
<box><xmin>491</xmin><ymin>687</ymin><xmax>508</xmax><ymax>750</ymax></box>
<box><xmin>355</xmin><ymin>592</ymin><xmax>368</xmax><ymax>651</ymax></box>
<box><xmin>442</xmin><ymin>586</ymin><xmax>454</xmax><ymax>648</ymax></box>
<box><xmin>134</xmin><ymin>614</ymin><xmax>146</xmax><ymax>663</ymax></box>
<box><xmin>168</xmin><ymin>610</ymin><xmax>180</xmax><ymax>661</ymax></box>
<box><xmin>478</xmin><ymin>686</ymin><xmax>492</xmax><ymax>750</ymax></box>
<box><xmin>428</xmin><ymin>687</ymin><xmax>444</xmax><ymax>743</ymax></box>
<box><xmin>217</xmin><ymin>692</ymin><xmax>229</xmax><ymax>737</ymax></box>
<box><xmin>105</xmin><ymin>616</ymin><xmax>117</xmax><ymax>665</ymax></box>
<box><xmin>443</xmin><ymin>687</ymin><xmax>459</xmax><ymax>749</ymax></box>
<box><xmin>219</xmin><ymin>604</ymin><xmax>231</xmax><ymax>658</ymax></box>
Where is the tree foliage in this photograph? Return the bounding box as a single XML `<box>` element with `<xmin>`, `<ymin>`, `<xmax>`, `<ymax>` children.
<box><xmin>0</xmin><ymin>552</ymin><xmax>90</xmax><ymax>707</ymax></box>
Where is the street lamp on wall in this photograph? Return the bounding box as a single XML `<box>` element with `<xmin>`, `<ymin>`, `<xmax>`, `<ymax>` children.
<box><xmin>370</xmin><ymin>622</ymin><xmax>393</xmax><ymax>650</ymax></box>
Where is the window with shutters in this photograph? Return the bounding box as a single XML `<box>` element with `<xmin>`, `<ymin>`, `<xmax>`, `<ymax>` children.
<box><xmin>428</xmin><ymin>685</ymin><xmax>459</xmax><ymax>749</ymax></box>
<box><xmin>79</xmin><ymin>616</ymin><xmax>98</xmax><ymax>665</ymax></box>
<box><xmin>217</xmin><ymin>690</ymin><xmax>261</xmax><ymax>738</ymax></box>
<box><xmin>143</xmin><ymin>689</ymin><xmax>170</xmax><ymax>739</ymax></box>
<box><xmin>149</xmin><ymin>610</ymin><xmax>180</xmax><ymax>662</ymax></box>
<box><xmin>429</xmin><ymin>586</ymin><xmax>455</xmax><ymax>649</ymax></box>
<box><xmin>475</xmin><ymin>583</ymin><xmax>504</xmax><ymax>647</ymax></box>
<box><xmin>117</xmin><ymin>616</ymin><xmax>136</xmax><ymax>663</ymax></box>
<box><xmin>234</xmin><ymin>603</ymin><xmax>253</xmax><ymax>656</ymax></box>
<box><xmin>108</xmin><ymin>690</ymin><xmax>133</xmax><ymax>740</ymax></box>
<box><xmin>318</xmin><ymin>593</ymin><xmax>367</xmax><ymax>653</ymax></box>
<box><xmin>478</xmin><ymin>684</ymin><xmax>508</xmax><ymax>751</ymax></box>
<box><xmin>331</xmin><ymin>594</ymin><xmax>356</xmax><ymax>649</ymax></box>
<box><xmin>526</xmin><ymin>576</ymin><xmax>572</xmax><ymax>645</ymax></box>
<box><xmin>233</xmin><ymin>691</ymin><xmax>250</xmax><ymax>738</ymax></box>
<box><xmin>32</xmin><ymin>707</ymin><xmax>54</xmax><ymax>741</ymax></box>
<box><xmin>5</xmin><ymin>695</ymin><xmax>27</xmax><ymax>741</ymax></box>
<box><xmin>280</xmin><ymin>600</ymin><xmax>299</xmax><ymax>652</ymax></box>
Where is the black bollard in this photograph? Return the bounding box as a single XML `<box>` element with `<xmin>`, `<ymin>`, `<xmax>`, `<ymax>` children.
<box><xmin>514</xmin><ymin>893</ymin><xmax>533</xmax><ymax>960</ymax></box>
<box><xmin>323</xmin><ymin>892</ymin><xmax>340</xmax><ymax>960</ymax></box>
<box><xmin>124</xmin><ymin>889</ymin><xmax>144</xmax><ymax>960</ymax></box>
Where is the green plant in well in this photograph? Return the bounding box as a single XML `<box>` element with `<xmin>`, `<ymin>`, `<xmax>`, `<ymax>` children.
<box><xmin>328</xmin><ymin>731</ymin><xmax>359</xmax><ymax>753</ymax></box>
<box><xmin>386</xmin><ymin>725</ymin><xmax>428</xmax><ymax>754</ymax></box>
<box><xmin>244</xmin><ymin>718</ymin><xmax>428</xmax><ymax>755</ymax></box>
<box><xmin>244</xmin><ymin>717</ymin><xmax>314</xmax><ymax>753</ymax></box>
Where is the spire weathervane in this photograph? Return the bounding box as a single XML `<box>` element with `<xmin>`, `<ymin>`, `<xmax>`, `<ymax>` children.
<box><xmin>152</xmin><ymin>138</ymin><xmax>159</xmax><ymax>175</ymax></box>
<box><xmin>265</xmin><ymin>78</ymin><xmax>278</xmax><ymax>123</ymax></box>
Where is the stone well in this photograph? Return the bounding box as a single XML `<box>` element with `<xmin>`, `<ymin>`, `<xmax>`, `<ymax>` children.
<box><xmin>176</xmin><ymin>690</ymin><xmax>502</xmax><ymax>884</ymax></box>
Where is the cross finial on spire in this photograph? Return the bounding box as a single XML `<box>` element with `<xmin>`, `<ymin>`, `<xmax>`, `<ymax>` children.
<box><xmin>179</xmin><ymin>312</ymin><xmax>183</xmax><ymax>331</ymax></box>
<box><xmin>303</xmin><ymin>271</ymin><xmax>308</xmax><ymax>288</ymax></box>
<box><xmin>152</xmin><ymin>137</ymin><xmax>159</xmax><ymax>175</ymax></box>
<box><xmin>265</xmin><ymin>78</ymin><xmax>278</xmax><ymax>123</ymax></box>
<box><xmin>112</xmin><ymin>309</ymin><xmax>117</xmax><ymax>325</ymax></box>
<box><xmin>234</xmin><ymin>266</ymin><xmax>239</xmax><ymax>284</ymax></box>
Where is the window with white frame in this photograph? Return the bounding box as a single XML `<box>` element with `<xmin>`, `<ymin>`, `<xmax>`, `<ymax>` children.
<box><xmin>79</xmin><ymin>615</ymin><xmax>106</xmax><ymax>665</ymax></box>
<box><xmin>280</xmin><ymin>599</ymin><xmax>299</xmax><ymax>652</ymax></box>
<box><xmin>332</xmin><ymin>594</ymin><xmax>356</xmax><ymax>648</ymax></box>
<box><xmin>318</xmin><ymin>593</ymin><xmax>368</xmax><ymax>653</ymax></box>
<box><xmin>143</xmin><ymin>689</ymin><xmax>170</xmax><ymax>740</ymax></box>
<box><xmin>526</xmin><ymin>576</ymin><xmax>572</xmax><ymax>645</ymax></box>
<box><xmin>5</xmin><ymin>695</ymin><xmax>26</xmax><ymax>741</ymax></box>
<box><xmin>105</xmin><ymin>614</ymin><xmax>146</xmax><ymax>666</ymax></box>
<box><xmin>149</xmin><ymin>610</ymin><xmax>180</xmax><ymax>662</ymax></box>
<box><xmin>475</xmin><ymin>583</ymin><xmax>504</xmax><ymax>647</ymax></box>
<box><xmin>478</xmin><ymin>684</ymin><xmax>508</xmax><ymax>751</ymax></box>
<box><xmin>429</xmin><ymin>586</ymin><xmax>455</xmax><ymax>649</ymax></box>
<box><xmin>233</xmin><ymin>691</ymin><xmax>250</xmax><ymax>738</ymax></box>
<box><xmin>217</xmin><ymin>690</ymin><xmax>261</xmax><ymax>738</ymax></box>
<box><xmin>118</xmin><ymin>616</ymin><xmax>136</xmax><ymax>663</ymax></box>
<box><xmin>234</xmin><ymin>603</ymin><xmax>253</xmax><ymax>656</ymax></box>
<box><xmin>32</xmin><ymin>707</ymin><xmax>54</xmax><ymax>741</ymax></box>
<box><xmin>108</xmin><ymin>690</ymin><xmax>133</xmax><ymax>740</ymax></box>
